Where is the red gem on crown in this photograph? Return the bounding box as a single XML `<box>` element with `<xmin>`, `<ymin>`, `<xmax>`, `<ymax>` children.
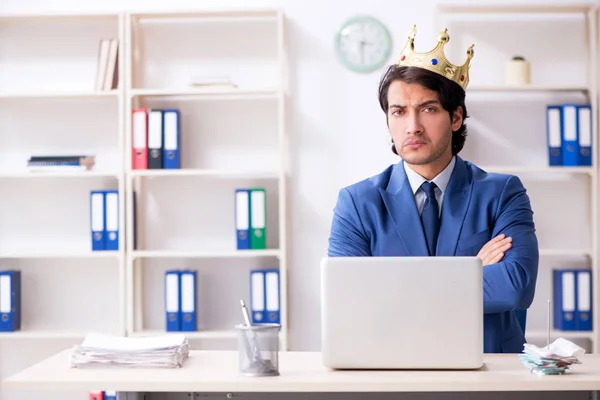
<box><xmin>401</xmin><ymin>55</ymin><xmax>406</xmax><ymax>61</ymax></box>
<box><xmin>460</xmin><ymin>75</ymin><xmax>465</xmax><ymax>81</ymax></box>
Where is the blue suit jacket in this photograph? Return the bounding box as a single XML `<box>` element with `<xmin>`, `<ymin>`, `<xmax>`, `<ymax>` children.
<box><xmin>327</xmin><ymin>156</ymin><xmax>539</xmax><ymax>353</ymax></box>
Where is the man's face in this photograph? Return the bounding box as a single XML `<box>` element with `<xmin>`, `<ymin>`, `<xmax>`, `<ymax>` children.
<box><xmin>387</xmin><ymin>80</ymin><xmax>462</xmax><ymax>166</ymax></box>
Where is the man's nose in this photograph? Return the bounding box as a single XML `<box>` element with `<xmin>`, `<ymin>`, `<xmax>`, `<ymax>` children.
<box><xmin>406</xmin><ymin>112</ymin><xmax>424</xmax><ymax>135</ymax></box>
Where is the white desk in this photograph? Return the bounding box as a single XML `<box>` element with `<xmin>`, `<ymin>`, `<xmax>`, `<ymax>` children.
<box><xmin>3</xmin><ymin>350</ymin><xmax>600</xmax><ymax>394</ymax></box>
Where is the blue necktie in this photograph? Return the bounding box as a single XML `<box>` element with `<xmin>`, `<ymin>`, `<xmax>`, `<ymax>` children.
<box><xmin>420</xmin><ymin>181</ymin><xmax>440</xmax><ymax>256</ymax></box>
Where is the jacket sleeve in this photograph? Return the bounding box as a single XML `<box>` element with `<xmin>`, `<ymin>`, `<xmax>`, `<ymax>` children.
<box><xmin>327</xmin><ymin>188</ymin><xmax>372</xmax><ymax>256</ymax></box>
<box><xmin>483</xmin><ymin>175</ymin><xmax>539</xmax><ymax>314</ymax></box>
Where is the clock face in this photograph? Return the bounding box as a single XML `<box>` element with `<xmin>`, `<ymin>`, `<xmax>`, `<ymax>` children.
<box><xmin>335</xmin><ymin>16</ymin><xmax>392</xmax><ymax>73</ymax></box>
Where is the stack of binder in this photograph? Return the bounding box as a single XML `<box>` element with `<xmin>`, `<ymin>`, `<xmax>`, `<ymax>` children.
<box><xmin>164</xmin><ymin>270</ymin><xmax>197</xmax><ymax>332</ymax></box>
<box><xmin>553</xmin><ymin>269</ymin><xmax>592</xmax><ymax>331</ymax></box>
<box><xmin>235</xmin><ymin>188</ymin><xmax>267</xmax><ymax>250</ymax></box>
<box><xmin>131</xmin><ymin>108</ymin><xmax>181</xmax><ymax>170</ymax></box>
<box><xmin>546</xmin><ymin>104</ymin><xmax>592</xmax><ymax>166</ymax></box>
<box><xmin>250</xmin><ymin>269</ymin><xmax>280</xmax><ymax>324</ymax></box>
<box><xmin>0</xmin><ymin>270</ymin><xmax>21</xmax><ymax>332</ymax></box>
<box><xmin>90</xmin><ymin>190</ymin><xmax>119</xmax><ymax>251</ymax></box>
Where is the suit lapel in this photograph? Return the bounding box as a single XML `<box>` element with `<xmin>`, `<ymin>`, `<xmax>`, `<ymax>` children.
<box><xmin>379</xmin><ymin>162</ymin><xmax>429</xmax><ymax>256</ymax></box>
<box><xmin>436</xmin><ymin>156</ymin><xmax>473</xmax><ymax>256</ymax></box>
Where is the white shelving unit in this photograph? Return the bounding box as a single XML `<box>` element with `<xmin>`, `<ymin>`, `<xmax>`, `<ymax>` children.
<box><xmin>0</xmin><ymin>10</ymin><xmax>127</xmax><ymax>335</ymax></box>
<box><xmin>123</xmin><ymin>9</ymin><xmax>289</xmax><ymax>350</ymax></box>
<box><xmin>435</xmin><ymin>4</ymin><xmax>599</xmax><ymax>352</ymax></box>
<box><xmin>0</xmin><ymin>11</ymin><xmax>127</xmax><ymax>400</ymax></box>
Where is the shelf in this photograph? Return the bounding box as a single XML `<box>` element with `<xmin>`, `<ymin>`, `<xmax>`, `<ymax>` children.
<box><xmin>481</xmin><ymin>166</ymin><xmax>593</xmax><ymax>175</ymax></box>
<box><xmin>436</xmin><ymin>4</ymin><xmax>594</xmax><ymax>14</ymax></box>
<box><xmin>0</xmin><ymin>330</ymin><xmax>91</xmax><ymax>340</ymax></box>
<box><xmin>527</xmin><ymin>330</ymin><xmax>594</xmax><ymax>341</ymax></box>
<box><xmin>0</xmin><ymin>251</ymin><xmax>120</xmax><ymax>259</ymax></box>
<box><xmin>469</xmin><ymin>85</ymin><xmax>589</xmax><ymax>93</ymax></box>
<box><xmin>129</xmin><ymin>87</ymin><xmax>279</xmax><ymax>100</ymax></box>
<box><xmin>129</xmin><ymin>169</ymin><xmax>279</xmax><ymax>179</ymax></box>
<box><xmin>130</xmin><ymin>330</ymin><xmax>237</xmax><ymax>340</ymax></box>
<box><xmin>131</xmin><ymin>9</ymin><xmax>279</xmax><ymax>21</ymax></box>
<box><xmin>0</xmin><ymin>170</ymin><xmax>121</xmax><ymax>179</ymax></box>
<box><xmin>539</xmin><ymin>249</ymin><xmax>592</xmax><ymax>257</ymax></box>
<box><xmin>0</xmin><ymin>13</ymin><xmax>120</xmax><ymax>22</ymax></box>
<box><xmin>0</xmin><ymin>90</ymin><xmax>118</xmax><ymax>99</ymax></box>
<box><xmin>131</xmin><ymin>249</ymin><xmax>280</xmax><ymax>259</ymax></box>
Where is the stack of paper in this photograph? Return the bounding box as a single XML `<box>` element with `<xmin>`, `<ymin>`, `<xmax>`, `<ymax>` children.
<box><xmin>519</xmin><ymin>338</ymin><xmax>585</xmax><ymax>375</ymax></box>
<box><xmin>70</xmin><ymin>333</ymin><xmax>190</xmax><ymax>369</ymax></box>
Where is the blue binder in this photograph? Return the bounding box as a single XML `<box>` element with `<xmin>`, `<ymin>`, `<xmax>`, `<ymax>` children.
<box><xmin>546</xmin><ymin>105</ymin><xmax>562</xmax><ymax>166</ymax></box>
<box><xmin>0</xmin><ymin>270</ymin><xmax>21</xmax><ymax>332</ymax></box>
<box><xmin>104</xmin><ymin>190</ymin><xmax>119</xmax><ymax>251</ymax></box>
<box><xmin>180</xmin><ymin>270</ymin><xmax>197</xmax><ymax>331</ymax></box>
<box><xmin>165</xmin><ymin>270</ymin><xmax>181</xmax><ymax>331</ymax></box>
<box><xmin>576</xmin><ymin>270</ymin><xmax>592</xmax><ymax>331</ymax></box>
<box><xmin>103</xmin><ymin>391</ymin><xmax>117</xmax><ymax>400</ymax></box>
<box><xmin>577</xmin><ymin>104</ymin><xmax>592</xmax><ymax>166</ymax></box>
<box><xmin>235</xmin><ymin>189</ymin><xmax>250</xmax><ymax>250</ymax></box>
<box><xmin>90</xmin><ymin>191</ymin><xmax>106</xmax><ymax>251</ymax></box>
<box><xmin>561</xmin><ymin>104</ymin><xmax>579</xmax><ymax>166</ymax></box>
<box><xmin>250</xmin><ymin>269</ymin><xmax>280</xmax><ymax>324</ymax></box>
<box><xmin>553</xmin><ymin>269</ymin><xmax>577</xmax><ymax>330</ymax></box>
<box><xmin>163</xmin><ymin>109</ymin><xmax>180</xmax><ymax>169</ymax></box>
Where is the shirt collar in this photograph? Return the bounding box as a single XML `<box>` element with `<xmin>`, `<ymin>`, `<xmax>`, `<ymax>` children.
<box><xmin>403</xmin><ymin>156</ymin><xmax>456</xmax><ymax>195</ymax></box>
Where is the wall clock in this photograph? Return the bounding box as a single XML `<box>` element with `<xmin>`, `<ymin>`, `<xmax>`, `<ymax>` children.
<box><xmin>335</xmin><ymin>15</ymin><xmax>392</xmax><ymax>73</ymax></box>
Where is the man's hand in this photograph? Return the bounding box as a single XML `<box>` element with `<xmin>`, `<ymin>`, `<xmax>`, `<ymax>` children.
<box><xmin>477</xmin><ymin>234</ymin><xmax>512</xmax><ymax>266</ymax></box>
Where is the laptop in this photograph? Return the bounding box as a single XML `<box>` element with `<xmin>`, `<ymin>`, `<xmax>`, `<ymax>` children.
<box><xmin>320</xmin><ymin>256</ymin><xmax>484</xmax><ymax>370</ymax></box>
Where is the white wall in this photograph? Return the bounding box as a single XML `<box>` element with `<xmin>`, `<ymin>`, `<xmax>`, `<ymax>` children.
<box><xmin>0</xmin><ymin>0</ymin><xmax>598</xmax><ymax>398</ymax></box>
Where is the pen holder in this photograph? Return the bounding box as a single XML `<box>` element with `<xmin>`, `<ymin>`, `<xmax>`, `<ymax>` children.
<box><xmin>235</xmin><ymin>323</ymin><xmax>281</xmax><ymax>377</ymax></box>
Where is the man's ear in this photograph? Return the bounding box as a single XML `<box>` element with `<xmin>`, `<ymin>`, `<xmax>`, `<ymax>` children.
<box><xmin>451</xmin><ymin>107</ymin><xmax>463</xmax><ymax>131</ymax></box>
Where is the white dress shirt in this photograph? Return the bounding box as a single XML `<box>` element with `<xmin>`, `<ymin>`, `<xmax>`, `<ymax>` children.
<box><xmin>403</xmin><ymin>156</ymin><xmax>456</xmax><ymax>217</ymax></box>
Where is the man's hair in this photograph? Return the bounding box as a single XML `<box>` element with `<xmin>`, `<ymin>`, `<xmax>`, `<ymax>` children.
<box><xmin>378</xmin><ymin>65</ymin><xmax>469</xmax><ymax>156</ymax></box>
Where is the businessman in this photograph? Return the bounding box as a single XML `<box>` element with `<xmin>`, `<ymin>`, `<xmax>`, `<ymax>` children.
<box><xmin>327</xmin><ymin>26</ymin><xmax>539</xmax><ymax>353</ymax></box>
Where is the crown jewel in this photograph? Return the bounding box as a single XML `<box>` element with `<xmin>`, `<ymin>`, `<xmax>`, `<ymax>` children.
<box><xmin>397</xmin><ymin>25</ymin><xmax>474</xmax><ymax>90</ymax></box>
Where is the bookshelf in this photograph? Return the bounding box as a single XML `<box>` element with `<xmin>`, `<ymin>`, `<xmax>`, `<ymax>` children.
<box><xmin>0</xmin><ymin>10</ymin><xmax>127</xmax><ymax>329</ymax></box>
<box><xmin>0</xmin><ymin>7</ymin><xmax>288</xmax><ymax>400</ymax></box>
<box><xmin>0</xmin><ymin>11</ymin><xmax>125</xmax><ymax>400</ymax></box>
<box><xmin>123</xmin><ymin>9</ymin><xmax>289</xmax><ymax>350</ymax></box>
<box><xmin>435</xmin><ymin>4</ymin><xmax>600</xmax><ymax>352</ymax></box>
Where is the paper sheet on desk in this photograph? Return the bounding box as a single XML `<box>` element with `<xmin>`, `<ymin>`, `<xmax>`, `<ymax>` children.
<box><xmin>70</xmin><ymin>333</ymin><xmax>190</xmax><ymax>369</ymax></box>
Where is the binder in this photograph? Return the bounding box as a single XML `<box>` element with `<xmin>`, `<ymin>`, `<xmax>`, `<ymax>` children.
<box><xmin>132</xmin><ymin>108</ymin><xmax>148</xmax><ymax>170</ymax></box>
<box><xmin>163</xmin><ymin>109</ymin><xmax>180</xmax><ymax>169</ymax></box>
<box><xmin>250</xmin><ymin>269</ymin><xmax>280</xmax><ymax>324</ymax></box>
<box><xmin>250</xmin><ymin>269</ymin><xmax>265</xmax><ymax>323</ymax></box>
<box><xmin>90</xmin><ymin>191</ymin><xmax>105</xmax><ymax>251</ymax></box>
<box><xmin>250</xmin><ymin>188</ymin><xmax>266</xmax><ymax>249</ymax></box>
<box><xmin>0</xmin><ymin>270</ymin><xmax>20</xmax><ymax>332</ymax></box>
<box><xmin>165</xmin><ymin>270</ymin><xmax>181</xmax><ymax>331</ymax></box>
<box><xmin>265</xmin><ymin>269</ymin><xmax>281</xmax><ymax>324</ymax></box>
<box><xmin>104</xmin><ymin>392</ymin><xmax>117</xmax><ymax>400</ymax></box>
<box><xmin>576</xmin><ymin>270</ymin><xmax>592</xmax><ymax>331</ymax></box>
<box><xmin>147</xmin><ymin>109</ymin><xmax>163</xmax><ymax>169</ymax></box>
<box><xmin>546</xmin><ymin>105</ymin><xmax>562</xmax><ymax>166</ymax></box>
<box><xmin>180</xmin><ymin>270</ymin><xmax>197</xmax><ymax>332</ymax></box>
<box><xmin>553</xmin><ymin>269</ymin><xmax>576</xmax><ymax>330</ymax></box>
<box><xmin>104</xmin><ymin>190</ymin><xmax>119</xmax><ymax>251</ymax></box>
<box><xmin>577</xmin><ymin>104</ymin><xmax>592</xmax><ymax>166</ymax></box>
<box><xmin>561</xmin><ymin>104</ymin><xmax>578</xmax><ymax>166</ymax></box>
<box><xmin>235</xmin><ymin>189</ymin><xmax>250</xmax><ymax>250</ymax></box>
<box><xmin>89</xmin><ymin>391</ymin><xmax>104</xmax><ymax>400</ymax></box>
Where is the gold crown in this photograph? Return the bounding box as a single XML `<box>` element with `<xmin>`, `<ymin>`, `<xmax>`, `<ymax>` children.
<box><xmin>397</xmin><ymin>25</ymin><xmax>474</xmax><ymax>90</ymax></box>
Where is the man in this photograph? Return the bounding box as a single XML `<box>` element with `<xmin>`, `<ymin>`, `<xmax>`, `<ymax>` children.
<box><xmin>327</xmin><ymin>26</ymin><xmax>539</xmax><ymax>354</ymax></box>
